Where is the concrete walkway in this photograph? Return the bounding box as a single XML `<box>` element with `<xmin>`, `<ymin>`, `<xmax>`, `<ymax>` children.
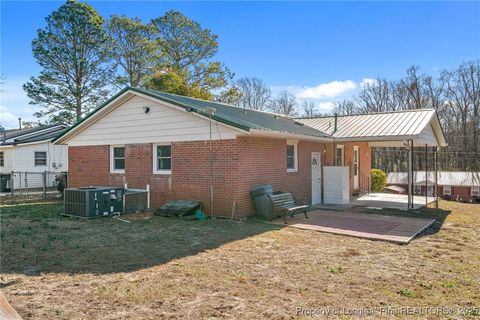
<box><xmin>273</xmin><ymin>210</ymin><xmax>435</xmax><ymax>244</ymax></box>
<box><xmin>351</xmin><ymin>193</ymin><xmax>435</xmax><ymax>210</ymax></box>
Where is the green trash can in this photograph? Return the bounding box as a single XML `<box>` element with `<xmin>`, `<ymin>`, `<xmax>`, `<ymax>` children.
<box><xmin>251</xmin><ymin>185</ymin><xmax>274</xmax><ymax>220</ymax></box>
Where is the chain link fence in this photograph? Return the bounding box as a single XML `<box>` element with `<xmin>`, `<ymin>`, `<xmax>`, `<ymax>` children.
<box><xmin>1</xmin><ymin>171</ymin><xmax>67</xmax><ymax>199</ymax></box>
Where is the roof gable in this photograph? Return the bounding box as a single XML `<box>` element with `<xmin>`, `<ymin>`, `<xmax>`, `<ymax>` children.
<box><xmin>55</xmin><ymin>87</ymin><xmax>332</xmax><ymax>144</ymax></box>
<box><xmin>64</xmin><ymin>94</ymin><xmax>240</xmax><ymax>146</ymax></box>
<box><xmin>297</xmin><ymin>109</ymin><xmax>447</xmax><ymax>147</ymax></box>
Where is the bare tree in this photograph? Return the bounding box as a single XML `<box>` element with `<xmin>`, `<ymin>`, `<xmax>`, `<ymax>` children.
<box><xmin>301</xmin><ymin>101</ymin><xmax>317</xmax><ymax>117</ymax></box>
<box><xmin>334</xmin><ymin>99</ymin><xmax>357</xmax><ymax>115</ymax></box>
<box><xmin>357</xmin><ymin>78</ymin><xmax>396</xmax><ymax>113</ymax></box>
<box><xmin>441</xmin><ymin>61</ymin><xmax>480</xmax><ymax>170</ymax></box>
<box><xmin>233</xmin><ymin>77</ymin><xmax>271</xmax><ymax>110</ymax></box>
<box><xmin>269</xmin><ymin>90</ymin><xmax>298</xmax><ymax>116</ymax></box>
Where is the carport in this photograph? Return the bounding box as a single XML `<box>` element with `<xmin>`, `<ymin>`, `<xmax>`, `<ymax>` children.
<box><xmin>299</xmin><ymin>109</ymin><xmax>448</xmax><ymax>210</ymax></box>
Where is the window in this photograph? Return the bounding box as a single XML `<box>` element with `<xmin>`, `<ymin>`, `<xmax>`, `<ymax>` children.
<box><xmin>34</xmin><ymin>151</ymin><xmax>47</xmax><ymax>166</ymax></box>
<box><xmin>472</xmin><ymin>186</ymin><xmax>479</xmax><ymax>197</ymax></box>
<box><xmin>443</xmin><ymin>185</ymin><xmax>451</xmax><ymax>195</ymax></box>
<box><xmin>154</xmin><ymin>144</ymin><xmax>172</xmax><ymax>174</ymax></box>
<box><xmin>0</xmin><ymin>152</ymin><xmax>4</xmax><ymax>167</ymax></box>
<box><xmin>286</xmin><ymin>140</ymin><xmax>298</xmax><ymax>172</ymax></box>
<box><xmin>336</xmin><ymin>145</ymin><xmax>344</xmax><ymax>166</ymax></box>
<box><xmin>110</xmin><ymin>146</ymin><xmax>125</xmax><ymax>173</ymax></box>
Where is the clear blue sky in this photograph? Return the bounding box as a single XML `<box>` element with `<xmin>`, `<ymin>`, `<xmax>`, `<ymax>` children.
<box><xmin>1</xmin><ymin>1</ymin><xmax>479</xmax><ymax>128</ymax></box>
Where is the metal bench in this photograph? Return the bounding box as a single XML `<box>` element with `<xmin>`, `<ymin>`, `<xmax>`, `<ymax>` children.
<box><xmin>268</xmin><ymin>192</ymin><xmax>309</xmax><ymax>224</ymax></box>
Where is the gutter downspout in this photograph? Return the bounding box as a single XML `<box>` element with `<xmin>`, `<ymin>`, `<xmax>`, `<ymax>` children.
<box><xmin>332</xmin><ymin>113</ymin><xmax>338</xmax><ymax>165</ymax></box>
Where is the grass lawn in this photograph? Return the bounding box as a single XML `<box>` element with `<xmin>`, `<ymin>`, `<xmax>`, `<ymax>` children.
<box><xmin>1</xmin><ymin>199</ymin><xmax>479</xmax><ymax>319</ymax></box>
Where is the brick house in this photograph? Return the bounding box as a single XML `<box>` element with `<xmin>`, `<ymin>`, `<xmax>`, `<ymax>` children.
<box><xmin>55</xmin><ymin>87</ymin><xmax>447</xmax><ymax>217</ymax></box>
<box><xmin>387</xmin><ymin>171</ymin><xmax>480</xmax><ymax>202</ymax></box>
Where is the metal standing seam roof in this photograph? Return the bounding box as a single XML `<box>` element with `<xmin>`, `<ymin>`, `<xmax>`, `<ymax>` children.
<box><xmin>2</xmin><ymin>125</ymin><xmax>58</xmax><ymax>140</ymax></box>
<box><xmin>55</xmin><ymin>87</ymin><xmax>332</xmax><ymax>142</ymax></box>
<box><xmin>296</xmin><ymin>109</ymin><xmax>437</xmax><ymax>139</ymax></box>
<box><xmin>387</xmin><ymin>171</ymin><xmax>480</xmax><ymax>187</ymax></box>
<box><xmin>1</xmin><ymin>125</ymin><xmax>67</xmax><ymax>146</ymax></box>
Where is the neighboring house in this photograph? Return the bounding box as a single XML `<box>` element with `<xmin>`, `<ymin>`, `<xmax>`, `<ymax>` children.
<box><xmin>387</xmin><ymin>171</ymin><xmax>480</xmax><ymax>201</ymax></box>
<box><xmin>0</xmin><ymin>125</ymin><xmax>68</xmax><ymax>189</ymax></box>
<box><xmin>54</xmin><ymin>87</ymin><xmax>447</xmax><ymax>217</ymax></box>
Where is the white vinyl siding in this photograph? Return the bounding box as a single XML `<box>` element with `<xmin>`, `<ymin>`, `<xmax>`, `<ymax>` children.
<box><xmin>0</xmin><ymin>149</ymin><xmax>13</xmax><ymax>173</ymax></box>
<box><xmin>67</xmin><ymin>96</ymin><xmax>239</xmax><ymax>146</ymax></box>
<box><xmin>11</xmin><ymin>142</ymin><xmax>68</xmax><ymax>172</ymax></box>
<box><xmin>6</xmin><ymin>142</ymin><xmax>68</xmax><ymax>188</ymax></box>
<box><xmin>417</xmin><ymin>124</ymin><xmax>438</xmax><ymax>146</ymax></box>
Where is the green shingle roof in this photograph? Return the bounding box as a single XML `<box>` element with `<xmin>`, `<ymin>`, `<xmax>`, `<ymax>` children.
<box><xmin>55</xmin><ymin>87</ymin><xmax>332</xmax><ymax>142</ymax></box>
<box><xmin>133</xmin><ymin>87</ymin><xmax>331</xmax><ymax>138</ymax></box>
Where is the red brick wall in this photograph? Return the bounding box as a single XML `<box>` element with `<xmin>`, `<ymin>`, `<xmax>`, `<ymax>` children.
<box><xmin>451</xmin><ymin>186</ymin><xmax>474</xmax><ymax>200</ymax></box>
<box><xmin>68</xmin><ymin>145</ymin><xmax>125</xmax><ymax>188</ymax></box>
<box><xmin>234</xmin><ymin>137</ymin><xmax>336</xmax><ymax>216</ymax></box>
<box><xmin>68</xmin><ymin>138</ymin><xmax>372</xmax><ymax>218</ymax></box>
<box><xmin>339</xmin><ymin>142</ymin><xmax>371</xmax><ymax>193</ymax></box>
<box><xmin>171</xmin><ymin>140</ymin><xmax>238</xmax><ymax>216</ymax></box>
<box><xmin>69</xmin><ymin>140</ymin><xmax>239</xmax><ymax>217</ymax></box>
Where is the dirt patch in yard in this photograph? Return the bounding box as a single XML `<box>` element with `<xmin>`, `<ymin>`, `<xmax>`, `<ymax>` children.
<box><xmin>1</xmin><ymin>199</ymin><xmax>479</xmax><ymax>319</ymax></box>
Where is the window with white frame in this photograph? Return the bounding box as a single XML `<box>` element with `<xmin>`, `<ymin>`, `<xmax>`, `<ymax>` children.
<box><xmin>472</xmin><ymin>186</ymin><xmax>479</xmax><ymax>197</ymax></box>
<box><xmin>443</xmin><ymin>185</ymin><xmax>451</xmax><ymax>195</ymax></box>
<box><xmin>34</xmin><ymin>151</ymin><xmax>47</xmax><ymax>166</ymax></box>
<box><xmin>154</xmin><ymin>144</ymin><xmax>172</xmax><ymax>174</ymax></box>
<box><xmin>336</xmin><ymin>145</ymin><xmax>344</xmax><ymax>166</ymax></box>
<box><xmin>0</xmin><ymin>152</ymin><xmax>4</xmax><ymax>167</ymax></box>
<box><xmin>110</xmin><ymin>146</ymin><xmax>125</xmax><ymax>173</ymax></box>
<box><xmin>286</xmin><ymin>140</ymin><xmax>298</xmax><ymax>172</ymax></box>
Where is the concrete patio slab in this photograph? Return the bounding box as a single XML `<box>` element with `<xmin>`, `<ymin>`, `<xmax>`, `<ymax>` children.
<box><xmin>351</xmin><ymin>193</ymin><xmax>435</xmax><ymax>210</ymax></box>
<box><xmin>273</xmin><ymin>210</ymin><xmax>435</xmax><ymax>244</ymax></box>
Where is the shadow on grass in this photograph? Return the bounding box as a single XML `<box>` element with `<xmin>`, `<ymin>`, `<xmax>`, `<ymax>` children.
<box><xmin>0</xmin><ymin>201</ymin><xmax>283</xmax><ymax>275</ymax></box>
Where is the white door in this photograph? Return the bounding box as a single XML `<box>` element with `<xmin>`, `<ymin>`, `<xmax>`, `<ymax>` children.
<box><xmin>353</xmin><ymin>146</ymin><xmax>359</xmax><ymax>190</ymax></box>
<box><xmin>311</xmin><ymin>152</ymin><xmax>321</xmax><ymax>205</ymax></box>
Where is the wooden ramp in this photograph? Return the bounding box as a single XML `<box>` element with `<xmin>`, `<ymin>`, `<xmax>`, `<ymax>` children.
<box><xmin>273</xmin><ymin>210</ymin><xmax>435</xmax><ymax>244</ymax></box>
<box><xmin>0</xmin><ymin>290</ymin><xmax>22</xmax><ymax>320</ymax></box>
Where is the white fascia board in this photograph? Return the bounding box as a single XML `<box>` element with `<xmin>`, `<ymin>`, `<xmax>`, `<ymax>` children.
<box><xmin>248</xmin><ymin>128</ymin><xmax>333</xmax><ymax>142</ymax></box>
<box><xmin>14</xmin><ymin>139</ymin><xmax>52</xmax><ymax>147</ymax></box>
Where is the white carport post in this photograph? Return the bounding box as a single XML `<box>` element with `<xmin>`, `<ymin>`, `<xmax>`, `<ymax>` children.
<box><xmin>407</xmin><ymin>139</ymin><xmax>414</xmax><ymax>210</ymax></box>
<box><xmin>425</xmin><ymin>144</ymin><xmax>428</xmax><ymax>206</ymax></box>
<box><xmin>434</xmin><ymin>147</ymin><xmax>439</xmax><ymax>209</ymax></box>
